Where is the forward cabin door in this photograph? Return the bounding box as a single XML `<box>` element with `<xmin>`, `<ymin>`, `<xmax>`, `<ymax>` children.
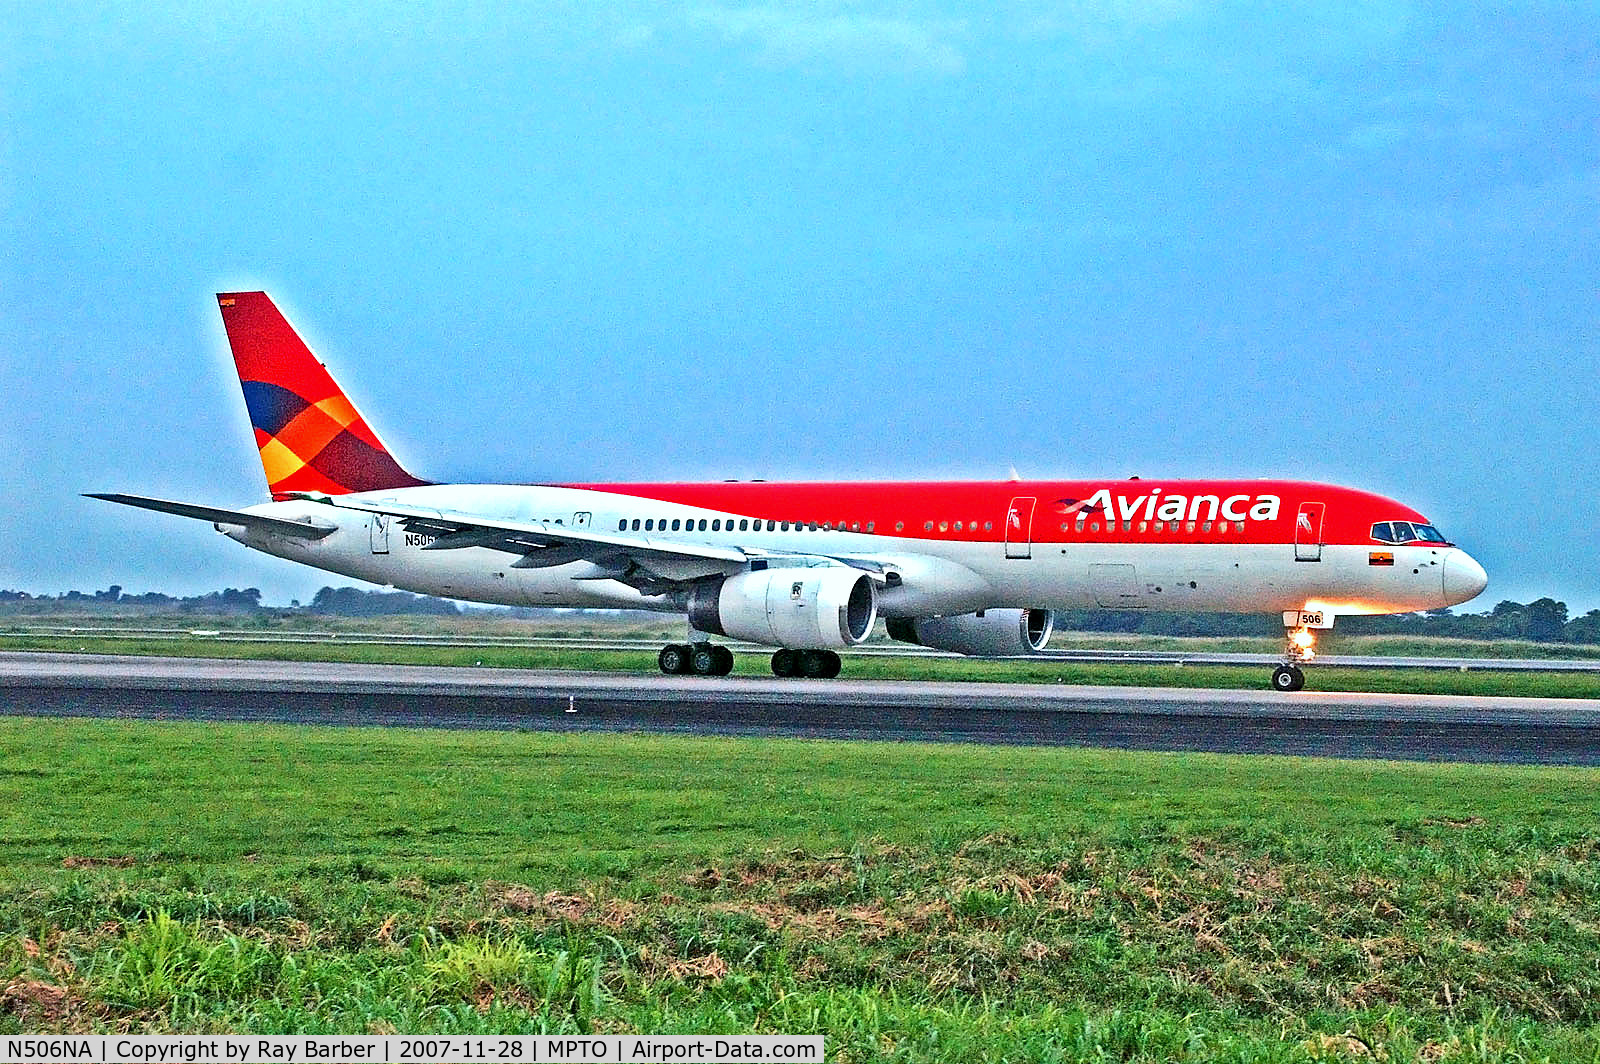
<box><xmin>1005</xmin><ymin>496</ymin><xmax>1036</xmax><ymax>559</ymax></box>
<box><xmin>1295</xmin><ymin>502</ymin><xmax>1325</xmax><ymax>561</ymax></box>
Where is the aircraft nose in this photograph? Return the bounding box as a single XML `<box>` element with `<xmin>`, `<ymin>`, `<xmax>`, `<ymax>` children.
<box><xmin>1442</xmin><ymin>550</ymin><xmax>1488</xmax><ymax>606</ymax></box>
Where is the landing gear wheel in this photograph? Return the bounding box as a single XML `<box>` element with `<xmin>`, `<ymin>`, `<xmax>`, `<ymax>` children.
<box><xmin>820</xmin><ymin>650</ymin><xmax>842</xmax><ymax>678</ymax></box>
<box><xmin>1271</xmin><ymin>665</ymin><xmax>1305</xmax><ymax>692</ymax></box>
<box><xmin>713</xmin><ymin>646</ymin><xmax>735</xmax><ymax>676</ymax></box>
<box><xmin>658</xmin><ymin>644</ymin><xmax>691</xmax><ymax>675</ymax></box>
<box><xmin>691</xmin><ymin>643</ymin><xmax>721</xmax><ymax>676</ymax></box>
<box><xmin>800</xmin><ymin>650</ymin><xmax>830</xmax><ymax>678</ymax></box>
<box><xmin>771</xmin><ymin>649</ymin><xmax>798</xmax><ymax>678</ymax></box>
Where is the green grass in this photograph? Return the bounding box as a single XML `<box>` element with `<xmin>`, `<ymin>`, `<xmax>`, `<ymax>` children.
<box><xmin>1</xmin><ymin>717</ymin><xmax>1597</xmax><ymax>1060</ymax></box>
<box><xmin>6</xmin><ymin>634</ymin><xmax>1600</xmax><ymax>698</ymax></box>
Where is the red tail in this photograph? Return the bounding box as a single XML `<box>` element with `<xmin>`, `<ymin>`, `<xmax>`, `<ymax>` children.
<box><xmin>217</xmin><ymin>292</ymin><xmax>427</xmax><ymax>499</ymax></box>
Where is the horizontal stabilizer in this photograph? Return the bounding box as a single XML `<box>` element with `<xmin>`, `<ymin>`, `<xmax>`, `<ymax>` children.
<box><xmin>85</xmin><ymin>493</ymin><xmax>337</xmax><ymax>539</ymax></box>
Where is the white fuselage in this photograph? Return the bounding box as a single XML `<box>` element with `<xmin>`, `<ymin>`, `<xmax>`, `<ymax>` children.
<box><xmin>226</xmin><ymin>484</ymin><xmax>1464</xmax><ymax>619</ymax></box>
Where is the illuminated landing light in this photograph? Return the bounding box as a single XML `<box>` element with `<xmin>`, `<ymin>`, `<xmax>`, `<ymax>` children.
<box><xmin>1290</xmin><ymin>627</ymin><xmax>1316</xmax><ymax>661</ymax></box>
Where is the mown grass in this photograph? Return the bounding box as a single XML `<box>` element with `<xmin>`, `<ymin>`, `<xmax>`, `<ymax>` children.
<box><xmin>1</xmin><ymin>718</ymin><xmax>1597</xmax><ymax>1060</ymax></box>
<box><xmin>5</xmin><ymin>635</ymin><xmax>1600</xmax><ymax>698</ymax></box>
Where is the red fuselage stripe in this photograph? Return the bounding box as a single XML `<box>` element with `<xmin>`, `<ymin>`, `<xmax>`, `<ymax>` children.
<box><xmin>559</xmin><ymin>480</ymin><xmax>1433</xmax><ymax>549</ymax></box>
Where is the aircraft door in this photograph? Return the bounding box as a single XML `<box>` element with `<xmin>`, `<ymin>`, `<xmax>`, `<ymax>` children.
<box><xmin>370</xmin><ymin>514</ymin><xmax>390</xmax><ymax>554</ymax></box>
<box><xmin>1005</xmin><ymin>496</ymin><xmax>1036</xmax><ymax>559</ymax></box>
<box><xmin>1090</xmin><ymin>563</ymin><xmax>1143</xmax><ymax>607</ymax></box>
<box><xmin>1295</xmin><ymin>502</ymin><xmax>1324</xmax><ymax>561</ymax></box>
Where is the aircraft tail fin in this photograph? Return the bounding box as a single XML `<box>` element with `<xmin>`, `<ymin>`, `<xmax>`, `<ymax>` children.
<box><xmin>216</xmin><ymin>292</ymin><xmax>428</xmax><ymax>499</ymax></box>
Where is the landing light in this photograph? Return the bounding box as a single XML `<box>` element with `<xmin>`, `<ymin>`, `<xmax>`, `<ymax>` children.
<box><xmin>1290</xmin><ymin>627</ymin><xmax>1316</xmax><ymax>660</ymax></box>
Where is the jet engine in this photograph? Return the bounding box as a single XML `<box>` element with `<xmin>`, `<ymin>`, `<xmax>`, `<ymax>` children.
<box><xmin>688</xmin><ymin>567</ymin><xmax>877</xmax><ymax>649</ymax></box>
<box><xmin>885</xmin><ymin>608</ymin><xmax>1054</xmax><ymax>657</ymax></box>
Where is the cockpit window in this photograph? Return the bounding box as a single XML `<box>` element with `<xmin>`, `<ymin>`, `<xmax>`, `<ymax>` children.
<box><xmin>1371</xmin><ymin>521</ymin><xmax>1447</xmax><ymax>544</ymax></box>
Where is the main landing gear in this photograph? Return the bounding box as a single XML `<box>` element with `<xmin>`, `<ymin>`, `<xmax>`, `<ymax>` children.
<box><xmin>770</xmin><ymin>649</ymin><xmax>842</xmax><ymax>679</ymax></box>
<box><xmin>654</xmin><ymin>643</ymin><xmax>843</xmax><ymax>679</ymax></box>
<box><xmin>658</xmin><ymin>642</ymin><xmax>734</xmax><ymax>676</ymax></box>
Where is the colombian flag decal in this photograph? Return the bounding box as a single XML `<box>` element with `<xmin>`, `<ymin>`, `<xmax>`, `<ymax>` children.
<box><xmin>1369</xmin><ymin>551</ymin><xmax>1394</xmax><ymax>566</ymax></box>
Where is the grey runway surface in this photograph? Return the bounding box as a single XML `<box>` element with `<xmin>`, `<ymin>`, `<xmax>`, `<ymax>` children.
<box><xmin>3</xmin><ymin>652</ymin><xmax>1599</xmax><ymax>765</ymax></box>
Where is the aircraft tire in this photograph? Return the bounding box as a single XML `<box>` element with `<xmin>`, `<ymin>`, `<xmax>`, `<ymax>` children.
<box><xmin>691</xmin><ymin>643</ymin><xmax>721</xmax><ymax>676</ymax></box>
<box><xmin>800</xmin><ymin>650</ymin><xmax>830</xmax><ymax>679</ymax></box>
<box><xmin>1271</xmin><ymin>664</ymin><xmax>1305</xmax><ymax>692</ymax></box>
<box><xmin>659</xmin><ymin>644</ymin><xmax>691</xmax><ymax>675</ymax></box>
<box><xmin>713</xmin><ymin>646</ymin><xmax>735</xmax><ymax>675</ymax></box>
<box><xmin>771</xmin><ymin>649</ymin><xmax>798</xmax><ymax>678</ymax></box>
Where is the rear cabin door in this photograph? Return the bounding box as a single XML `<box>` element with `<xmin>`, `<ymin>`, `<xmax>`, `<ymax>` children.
<box><xmin>1295</xmin><ymin>501</ymin><xmax>1325</xmax><ymax>561</ymax></box>
<box><xmin>370</xmin><ymin>513</ymin><xmax>391</xmax><ymax>554</ymax></box>
<box><xmin>1005</xmin><ymin>496</ymin><xmax>1036</xmax><ymax>559</ymax></box>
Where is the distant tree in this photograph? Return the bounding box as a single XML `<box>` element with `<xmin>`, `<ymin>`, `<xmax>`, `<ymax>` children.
<box><xmin>1565</xmin><ymin>610</ymin><xmax>1600</xmax><ymax>644</ymax></box>
<box><xmin>309</xmin><ymin>585</ymin><xmax>458</xmax><ymax>616</ymax></box>
<box><xmin>1521</xmin><ymin>598</ymin><xmax>1569</xmax><ymax>642</ymax></box>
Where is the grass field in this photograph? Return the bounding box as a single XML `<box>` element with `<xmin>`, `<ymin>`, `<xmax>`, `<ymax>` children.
<box><xmin>9</xmin><ymin>610</ymin><xmax>1600</xmax><ymax>661</ymax></box>
<box><xmin>1</xmin><ymin>717</ymin><xmax>1597</xmax><ymax>1060</ymax></box>
<box><xmin>6</xmin><ymin>633</ymin><xmax>1600</xmax><ymax>699</ymax></box>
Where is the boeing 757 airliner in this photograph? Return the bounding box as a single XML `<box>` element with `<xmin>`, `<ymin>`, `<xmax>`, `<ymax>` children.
<box><xmin>91</xmin><ymin>292</ymin><xmax>1488</xmax><ymax>689</ymax></box>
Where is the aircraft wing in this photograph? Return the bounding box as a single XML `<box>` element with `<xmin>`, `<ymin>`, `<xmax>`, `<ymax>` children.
<box><xmin>86</xmin><ymin>493</ymin><xmax>338</xmax><ymax>539</ymax></box>
<box><xmin>318</xmin><ymin>495</ymin><xmax>751</xmax><ymax>585</ymax></box>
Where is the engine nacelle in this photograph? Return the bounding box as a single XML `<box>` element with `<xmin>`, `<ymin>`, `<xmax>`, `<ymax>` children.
<box><xmin>885</xmin><ymin>608</ymin><xmax>1054</xmax><ymax>657</ymax></box>
<box><xmin>688</xmin><ymin>567</ymin><xmax>878</xmax><ymax>649</ymax></box>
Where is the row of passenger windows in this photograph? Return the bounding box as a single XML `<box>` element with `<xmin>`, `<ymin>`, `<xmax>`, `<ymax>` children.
<box><xmin>618</xmin><ymin>517</ymin><xmax>878</xmax><ymax>534</ymax></box>
<box><xmin>612</xmin><ymin>515</ymin><xmax>1248</xmax><ymax>536</ymax></box>
<box><xmin>1066</xmin><ymin>519</ymin><xmax>1246</xmax><ymax>534</ymax></box>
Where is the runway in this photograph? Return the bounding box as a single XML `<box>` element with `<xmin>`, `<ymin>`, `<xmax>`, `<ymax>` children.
<box><xmin>3</xmin><ymin>652</ymin><xmax>1599</xmax><ymax>765</ymax></box>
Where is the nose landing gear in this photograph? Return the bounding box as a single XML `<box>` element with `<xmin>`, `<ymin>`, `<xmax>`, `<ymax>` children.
<box><xmin>1272</xmin><ymin>610</ymin><xmax>1326</xmax><ymax>691</ymax></box>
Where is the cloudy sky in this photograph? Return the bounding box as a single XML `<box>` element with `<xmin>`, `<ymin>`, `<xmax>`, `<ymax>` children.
<box><xmin>2</xmin><ymin>2</ymin><xmax>1595</xmax><ymax>609</ymax></box>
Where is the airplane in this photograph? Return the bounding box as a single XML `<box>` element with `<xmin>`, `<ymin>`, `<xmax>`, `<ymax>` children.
<box><xmin>90</xmin><ymin>291</ymin><xmax>1488</xmax><ymax>691</ymax></box>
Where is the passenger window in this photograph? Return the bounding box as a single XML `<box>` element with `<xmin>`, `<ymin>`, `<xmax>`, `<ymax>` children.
<box><xmin>738</xmin><ymin>519</ymin><xmax>748</xmax><ymax>531</ymax></box>
<box><xmin>644</xmin><ymin>519</ymin><xmax>654</xmax><ymax>531</ymax></box>
<box><xmin>1202</xmin><ymin>521</ymin><xmax>1212</xmax><ymax>532</ymax></box>
<box><xmin>1074</xmin><ymin>516</ymin><xmax>1085</xmax><ymax>531</ymax></box>
<box><xmin>1185</xmin><ymin>522</ymin><xmax>1195</xmax><ymax>533</ymax></box>
<box><xmin>938</xmin><ymin>521</ymin><xmax>949</xmax><ymax>532</ymax></box>
<box><xmin>984</xmin><ymin>521</ymin><xmax>993</xmax><ymax>531</ymax></box>
<box><xmin>631</xmin><ymin>519</ymin><xmax>640</xmax><ymax>531</ymax></box>
<box><xmin>1138</xmin><ymin>521</ymin><xmax>1147</xmax><ymax>533</ymax></box>
<box><xmin>767</xmin><ymin>520</ymin><xmax>776</xmax><ymax>531</ymax></box>
<box><xmin>671</xmin><ymin>519</ymin><xmax>681</xmax><ymax>531</ymax></box>
<box><xmin>712</xmin><ymin>519</ymin><xmax>721</xmax><ymax>531</ymax></box>
<box><xmin>867</xmin><ymin>522</ymin><xmax>875</xmax><ymax>532</ymax></box>
<box><xmin>954</xmin><ymin>521</ymin><xmax>963</xmax><ymax>531</ymax></box>
<box><xmin>924</xmin><ymin>521</ymin><xmax>934</xmax><ymax>531</ymax></box>
<box><xmin>1090</xmin><ymin>522</ymin><xmax>1101</xmax><ymax>532</ymax></box>
<box><xmin>781</xmin><ymin>521</ymin><xmax>790</xmax><ymax>531</ymax></box>
<box><xmin>1154</xmin><ymin>521</ymin><xmax>1164</xmax><ymax>532</ymax></box>
<box><xmin>1234</xmin><ymin>521</ymin><xmax>1244</xmax><ymax>532</ymax></box>
<box><xmin>618</xmin><ymin>519</ymin><xmax>627</xmax><ymax>531</ymax></box>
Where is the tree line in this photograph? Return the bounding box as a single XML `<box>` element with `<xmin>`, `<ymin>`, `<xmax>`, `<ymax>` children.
<box><xmin>3</xmin><ymin>586</ymin><xmax>1597</xmax><ymax>643</ymax></box>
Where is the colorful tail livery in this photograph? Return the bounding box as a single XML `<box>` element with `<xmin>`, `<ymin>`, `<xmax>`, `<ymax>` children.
<box><xmin>217</xmin><ymin>292</ymin><xmax>427</xmax><ymax>499</ymax></box>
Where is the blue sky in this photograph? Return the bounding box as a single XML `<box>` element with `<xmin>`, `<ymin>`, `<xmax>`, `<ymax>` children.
<box><xmin>2</xmin><ymin>2</ymin><xmax>1595</xmax><ymax>610</ymax></box>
